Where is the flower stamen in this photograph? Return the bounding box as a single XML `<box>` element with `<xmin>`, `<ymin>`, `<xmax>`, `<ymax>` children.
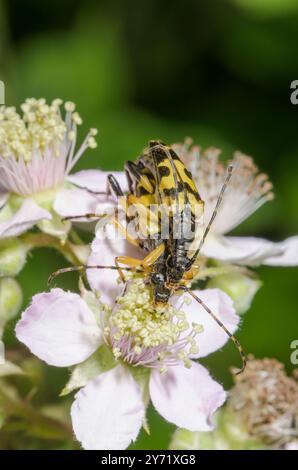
<box><xmin>0</xmin><ymin>98</ymin><xmax>98</xmax><ymax>195</ymax></box>
<box><xmin>103</xmin><ymin>277</ymin><xmax>203</xmax><ymax>370</ymax></box>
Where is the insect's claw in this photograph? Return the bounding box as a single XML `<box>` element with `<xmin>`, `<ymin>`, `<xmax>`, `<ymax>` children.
<box><xmin>235</xmin><ymin>355</ymin><xmax>247</xmax><ymax>375</ymax></box>
<box><xmin>235</xmin><ymin>365</ymin><xmax>245</xmax><ymax>376</ymax></box>
<box><xmin>47</xmin><ymin>272</ymin><xmax>55</xmax><ymax>285</ymax></box>
<box><xmin>48</xmin><ymin>267</ymin><xmax>76</xmax><ymax>285</ymax></box>
<box><xmin>48</xmin><ymin>269</ymin><xmax>63</xmax><ymax>285</ymax></box>
<box><xmin>233</xmin><ymin>350</ymin><xmax>247</xmax><ymax>375</ymax></box>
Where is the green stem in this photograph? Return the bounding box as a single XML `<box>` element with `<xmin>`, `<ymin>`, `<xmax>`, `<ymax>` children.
<box><xmin>69</xmin><ymin>229</ymin><xmax>84</xmax><ymax>245</ymax></box>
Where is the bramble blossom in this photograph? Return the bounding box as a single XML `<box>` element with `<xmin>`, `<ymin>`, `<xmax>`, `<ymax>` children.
<box><xmin>15</xmin><ymin>277</ymin><xmax>239</xmax><ymax>450</ymax></box>
<box><xmin>0</xmin><ymin>98</ymin><xmax>126</xmax><ymax>240</ymax></box>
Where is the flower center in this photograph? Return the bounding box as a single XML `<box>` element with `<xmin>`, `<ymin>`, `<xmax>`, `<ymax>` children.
<box><xmin>103</xmin><ymin>277</ymin><xmax>203</xmax><ymax>371</ymax></box>
<box><xmin>0</xmin><ymin>98</ymin><xmax>97</xmax><ymax>195</ymax></box>
<box><xmin>0</xmin><ymin>99</ymin><xmax>64</xmax><ymax>161</ymax></box>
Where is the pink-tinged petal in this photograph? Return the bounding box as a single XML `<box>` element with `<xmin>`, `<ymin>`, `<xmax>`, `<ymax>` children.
<box><xmin>172</xmin><ymin>288</ymin><xmax>239</xmax><ymax>358</ymax></box>
<box><xmin>202</xmin><ymin>235</ymin><xmax>284</xmax><ymax>266</ymax></box>
<box><xmin>264</xmin><ymin>236</ymin><xmax>298</xmax><ymax>266</ymax></box>
<box><xmin>150</xmin><ymin>362</ymin><xmax>226</xmax><ymax>432</ymax></box>
<box><xmin>54</xmin><ymin>187</ymin><xmax>114</xmax><ymax>219</ymax></box>
<box><xmin>285</xmin><ymin>442</ymin><xmax>298</xmax><ymax>450</ymax></box>
<box><xmin>87</xmin><ymin>225</ymin><xmax>143</xmax><ymax>305</ymax></box>
<box><xmin>16</xmin><ymin>288</ymin><xmax>102</xmax><ymax>367</ymax></box>
<box><xmin>67</xmin><ymin>170</ymin><xmax>128</xmax><ymax>193</ymax></box>
<box><xmin>71</xmin><ymin>365</ymin><xmax>144</xmax><ymax>450</ymax></box>
<box><xmin>0</xmin><ymin>193</ymin><xmax>8</xmax><ymax>209</ymax></box>
<box><xmin>0</xmin><ymin>198</ymin><xmax>51</xmax><ymax>238</ymax></box>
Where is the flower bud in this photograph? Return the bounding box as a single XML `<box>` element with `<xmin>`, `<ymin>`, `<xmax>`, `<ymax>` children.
<box><xmin>0</xmin><ymin>277</ymin><xmax>23</xmax><ymax>333</ymax></box>
<box><xmin>0</xmin><ymin>238</ymin><xmax>27</xmax><ymax>277</ymax></box>
<box><xmin>169</xmin><ymin>410</ymin><xmax>265</xmax><ymax>450</ymax></box>
<box><xmin>207</xmin><ymin>272</ymin><xmax>262</xmax><ymax>315</ymax></box>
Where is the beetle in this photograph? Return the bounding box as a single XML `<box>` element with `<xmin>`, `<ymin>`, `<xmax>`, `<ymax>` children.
<box><xmin>49</xmin><ymin>140</ymin><xmax>246</xmax><ymax>373</ymax></box>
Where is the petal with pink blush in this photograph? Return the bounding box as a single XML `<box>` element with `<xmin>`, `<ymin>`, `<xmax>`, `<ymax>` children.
<box><xmin>71</xmin><ymin>365</ymin><xmax>144</xmax><ymax>450</ymax></box>
<box><xmin>0</xmin><ymin>198</ymin><xmax>51</xmax><ymax>238</ymax></box>
<box><xmin>150</xmin><ymin>362</ymin><xmax>226</xmax><ymax>432</ymax></box>
<box><xmin>285</xmin><ymin>442</ymin><xmax>298</xmax><ymax>450</ymax></box>
<box><xmin>263</xmin><ymin>236</ymin><xmax>298</xmax><ymax>266</ymax></box>
<box><xmin>172</xmin><ymin>288</ymin><xmax>239</xmax><ymax>358</ymax></box>
<box><xmin>67</xmin><ymin>170</ymin><xmax>128</xmax><ymax>193</ymax></box>
<box><xmin>15</xmin><ymin>288</ymin><xmax>102</xmax><ymax>367</ymax></box>
<box><xmin>87</xmin><ymin>225</ymin><xmax>143</xmax><ymax>305</ymax></box>
<box><xmin>202</xmin><ymin>235</ymin><xmax>284</xmax><ymax>266</ymax></box>
<box><xmin>54</xmin><ymin>187</ymin><xmax>114</xmax><ymax>219</ymax></box>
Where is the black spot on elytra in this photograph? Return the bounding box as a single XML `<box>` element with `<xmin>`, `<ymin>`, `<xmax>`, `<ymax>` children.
<box><xmin>137</xmin><ymin>185</ymin><xmax>152</xmax><ymax>196</ymax></box>
<box><xmin>158</xmin><ymin>165</ymin><xmax>171</xmax><ymax>177</ymax></box>
<box><xmin>184</xmin><ymin>167</ymin><xmax>193</xmax><ymax>180</ymax></box>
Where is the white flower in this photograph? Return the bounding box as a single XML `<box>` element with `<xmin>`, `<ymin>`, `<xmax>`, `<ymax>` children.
<box><xmin>0</xmin><ymin>98</ymin><xmax>126</xmax><ymax>239</ymax></box>
<box><xmin>173</xmin><ymin>141</ymin><xmax>298</xmax><ymax>267</ymax></box>
<box><xmin>15</xmin><ymin>279</ymin><xmax>239</xmax><ymax>450</ymax></box>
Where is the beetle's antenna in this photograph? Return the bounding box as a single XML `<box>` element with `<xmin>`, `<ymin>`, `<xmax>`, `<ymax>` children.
<box><xmin>189</xmin><ymin>163</ymin><xmax>233</xmax><ymax>263</ymax></box>
<box><xmin>62</xmin><ymin>213</ymin><xmax>110</xmax><ymax>222</ymax></box>
<box><xmin>183</xmin><ymin>286</ymin><xmax>246</xmax><ymax>374</ymax></box>
<box><xmin>48</xmin><ymin>264</ymin><xmax>142</xmax><ymax>286</ymax></box>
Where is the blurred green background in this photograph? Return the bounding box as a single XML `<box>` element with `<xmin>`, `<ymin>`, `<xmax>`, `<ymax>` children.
<box><xmin>1</xmin><ymin>0</ymin><xmax>298</xmax><ymax>449</ymax></box>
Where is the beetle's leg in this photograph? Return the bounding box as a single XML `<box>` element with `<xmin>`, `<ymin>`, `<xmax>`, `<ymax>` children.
<box><xmin>48</xmin><ymin>264</ymin><xmax>136</xmax><ymax>285</ymax></box>
<box><xmin>62</xmin><ymin>173</ymin><xmax>126</xmax><ymax>221</ymax></box>
<box><xmin>183</xmin><ymin>270</ymin><xmax>195</xmax><ymax>281</ymax></box>
<box><xmin>106</xmin><ymin>174</ymin><xmax>125</xmax><ymax>197</ymax></box>
<box><xmin>116</xmin><ymin>243</ymin><xmax>165</xmax><ymax>271</ymax></box>
<box><xmin>62</xmin><ymin>212</ymin><xmax>113</xmax><ymax>222</ymax></box>
<box><xmin>114</xmin><ymin>256</ymin><xmax>130</xmax><ymax>283</ymax></box>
